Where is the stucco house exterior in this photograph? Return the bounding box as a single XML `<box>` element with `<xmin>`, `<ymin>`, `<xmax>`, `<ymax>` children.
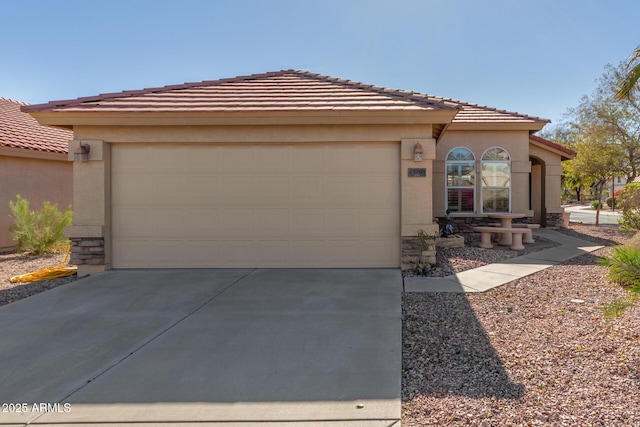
<box><xmin>0</xmin><ymin>97</ymin><xmax>73</xmax><ymax>251</ymax></box>
<box><xmin>23</xmin><ymin>70</ymin><xmax>575</xmax><ymax>276</ymax></box>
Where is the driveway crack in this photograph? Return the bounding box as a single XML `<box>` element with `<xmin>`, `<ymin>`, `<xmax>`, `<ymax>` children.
<box><xmin>26</xmin><ymin>269</ymin><xmax>256</xmax><ymax>426</ymax></box>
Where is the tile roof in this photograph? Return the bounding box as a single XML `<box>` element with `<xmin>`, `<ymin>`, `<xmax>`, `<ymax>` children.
<box><xmin>22</xmin><ymin>70</ymin><xmax>548</xmax><ymax>125</ymax></box>
<box><xmin>0</xmin><ymin>97</ymin><xmax>71</xmax><ymax>154</ymax></box>
<box><xmin>529</xmin><ymin>134</ymin><xmax>576</xmax><ymax>159</ymax></box>
<box><xmin>23</xmin><ymin>70</ymin><xmax>460</xmax><ymax>113</ymax></box>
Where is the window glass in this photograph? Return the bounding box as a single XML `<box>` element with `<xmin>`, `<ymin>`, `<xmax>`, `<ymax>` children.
<box><xmin>446</xmin><ymin>147</ymin><xmax>475</xmax><ymax>213</ymax></box>
<box><xmin>481</xmin><ymin>147</ymin><xmax>511</xmax><ymax>213</ymax></box>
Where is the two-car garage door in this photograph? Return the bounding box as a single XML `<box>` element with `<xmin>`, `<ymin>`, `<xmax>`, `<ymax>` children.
<box><xmin>111</xmin><ymin>143</ymin><xmax>400</xmax><ymax>268</ymax></box>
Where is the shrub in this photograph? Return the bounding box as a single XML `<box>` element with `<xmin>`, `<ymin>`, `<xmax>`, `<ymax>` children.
<box><xmin>598</xmin><ymin>245</ymin><xmax>640</xmax><ymax>292</ymax></box>
<box><xmin>591</xmin><ymin>200</ymin><xmax>602</xmax><ymax>209</ymax></box>
<box><xmin>617</xmin><ymin>183</ymin><xmax>640</xmax><ymax>232</ymax></box>
<box><xmin>606</xmin><ymin>196</ymin><xmax>615</xmax><ymax>208</ymax></box>
<box><xmin>8</xmin><ymin>195</ymin><xmax>73</xmax><ymax>255</ymax></box>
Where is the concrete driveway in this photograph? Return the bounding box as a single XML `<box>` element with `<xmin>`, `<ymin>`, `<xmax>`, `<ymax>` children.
<box><xmin>0</xmin><ymin>269</ymin><xmax>402</xmax><ymax>426</ymax></box>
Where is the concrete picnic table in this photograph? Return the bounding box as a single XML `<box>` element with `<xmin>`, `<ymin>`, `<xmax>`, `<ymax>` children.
<box><xmin>487</xmin><ymin>213</ymin><xmax>525</xmax><ymax>246</ymax></box>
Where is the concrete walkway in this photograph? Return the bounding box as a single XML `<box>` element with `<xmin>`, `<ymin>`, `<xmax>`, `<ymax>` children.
<box><xmin>405</xmin><ymin>228</ymin><xmax>604</xmax><ymax>293</ymax></box>
<box><xmin>0</xmin><ymin>269</ymin><xmax>402</xmax><ymax>426</ymax></box>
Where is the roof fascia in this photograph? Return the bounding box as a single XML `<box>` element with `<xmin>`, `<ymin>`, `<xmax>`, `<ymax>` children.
<box><xmin>529</xmin><ymin>138</ymin><xmax>575</xmax><ymax>161</ymax></box>
<box><xmin>28</xmin><ymin>109</ymin><xmax>459</xmax><ymax>127</ymax></box>
<box><xmin>0</xmin><ymin>146</ymin><xmax>68</xmax><ymax>161</ymax></box>
<box><xmin>447</xmin><ymin>121</ymin><xmax>547</xmax><ymax>132</ymax></box>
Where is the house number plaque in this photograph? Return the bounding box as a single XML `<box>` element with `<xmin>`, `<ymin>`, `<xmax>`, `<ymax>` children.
<box><xmin>408</xmin><ymin>168</ymin><xmax>426</xmax><ymax>177</ymax></box>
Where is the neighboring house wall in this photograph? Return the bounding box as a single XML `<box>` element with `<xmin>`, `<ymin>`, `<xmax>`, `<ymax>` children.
<box><xmin>0</xmin><ymin>151</ymin><xmax>73</xmax><ymax>250</ymax></box>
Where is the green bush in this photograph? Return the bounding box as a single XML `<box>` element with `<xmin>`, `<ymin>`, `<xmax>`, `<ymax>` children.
<box><xmin>616</xmin><ymin>183</ymin><xmax>640</xmax><ymax>232</ymax></box>
<box><xmin>598</xmin><ymin>245</ymin><xmax>640</xmax><ymax>292</ymax></box>
<box><xmin>9</xmin><ymin>195</ymin><xmax>73</xmax><ymax>255</ymax></box>
<box><xmin>591</xmin><ymin>200</ymin><xmax>602</xmax><ymax>209</ymax></box>
<box><xmin>605</xmin><ymin>196</ymin><xmax>616</xmax><ymax>208</ymax></box>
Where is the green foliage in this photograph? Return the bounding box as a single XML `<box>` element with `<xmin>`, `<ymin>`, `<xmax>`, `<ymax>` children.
<box><xmin>8</xmin><ymin>195</ymin><xmax>73</xmax><ymax>255</ymax></box>
<box><xmin>591</xmin><ymin>200</ymin><xmax>603</xmax><ymax>210</ymax></box>
<box><xmin>598</xmin><ymin>245</ymin><xmax>640</xmax><ymax>292</ymax></box>
<box><xmin>617</xmin><ymin>183</ymin><xmax>640</xmax><ymax>232</ymax></box>
<box><xmin>600</xmin><ymin>296</ymin><xmax>636</xmax><ymax>320</ymax></box>
<box><xmin>605</xmin><ymin>196</ymin><xmax>615</xmax><ymax>208</ymax></box>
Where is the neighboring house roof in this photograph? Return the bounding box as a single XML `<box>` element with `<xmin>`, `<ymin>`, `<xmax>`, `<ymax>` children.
<box><xmin>23</xmin><ymin>70</ymin><xmax>548</xmax><ymax>128</ymax></box>
<box><xmin>0</xmin><ymin>97</ymin><xmax>71</xmax><ymax>154</ymax></box>
<box><xmin>529</xmin><ymin>134</ymin><xmax>576</xmax><ymax>161</ymax></box>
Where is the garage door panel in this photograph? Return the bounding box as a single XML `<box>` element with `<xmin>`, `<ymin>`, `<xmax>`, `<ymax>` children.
<box><xmin>290</xmin><ymin>176</ymin><xmax>323</xmax><ymax>204</ymax></box>
<box><xmin>152</xmin><ymin>146</ymin><xmax>183</xmax><ymax>170</ymax></box>
<box><xmin>113</xmin><ymin>208</ymin><xmax>150</xmax><ymax>236</ymax></box>
<box><xmin>290</xmin><ymin>241</ymin><xmax>325</xmax><ymax>265</ymax></box>
<box><xmin>112</xmin><ymin>175</ymin><xmax>152</xmax><ymax>206</ymax></box>
<box><xmin>184</xmin><ymin>241</ymin><xmax>220</xmax><ymax>266</ymax></box>
<box><xmin>220</xmin><ymin>176</ymin><xmax>253</xmax><ymax>202</ymax></box>
<box><xmin>256</xmin><ymin>208</ymin><xmax>289</xmax><ymax>235</ymax></box>
<box><xmin>254</xmin><ymin>176</ymin><xmax>289</xmax><ymax>202</ymax></box>
<box><xmin>325</xmin><ymin>145</ymin><xmax>359</xmax><ymax>170</ymax></box>
<box><xmin>151</xmin><ymin>176</ymin><xmax>183</xmax><ymax>205</ymax></box>
<box><xmin>182</xmin><ymin>176</ymin><xmax>219</xmax><ymax>205</ymax></box>
<box><xmin>112</xmin><ymin>240</ymin><xmax>150</xmax><ymax>268</ymax></box>
<box><xmin>220</xmin><ymin>209</ymin><xmax>254</xmax><ymax>236</ymax></box>
<box><xmin>324</xmin><ymin>176</ymin><xmax>358</xmax><ymax>203</ymax></box>
<box><xmin>152</xmin><ymin>208</ymin><xmax>184</xmax><ymax>236</ymax></box>
<box><xmin>112</xmin><ymin>145</ymin><xmax>150</xmax><ymax>169</ymax></box>
<box><xmin>183</xmin><ymin>209</ymin><xmax>220</xmax><ymax>236</ymax></box>
<box><xmin>221</xmin><ymin>146</ymin><xmax>254</xmax><ymax>170</ymax></box>
<box><xmin>112</xmin><ymin>143</ymin><xmax>399</xmax><ymax>268</ymax></box>
<box><xmin>291</xmin><ymin>146</ymin><xmax>324</xmax><ymax>169</ymax></box>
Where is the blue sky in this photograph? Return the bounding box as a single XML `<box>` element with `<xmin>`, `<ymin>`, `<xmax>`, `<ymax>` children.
<box><xmin>1</xmin><ymin>0</ymin><xmax>637</xmax><ymax>125</ymax></box>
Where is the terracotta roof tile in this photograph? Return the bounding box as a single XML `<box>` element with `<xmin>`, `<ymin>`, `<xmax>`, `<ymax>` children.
<box><xmin>22</xmin><ymin>70</ymin><xmax>549</xmax><ymax>125</ymax></box>
<box><xmin>0</xmin><ymin>98</ymin><xmax>71</xmax><ymax>154</ymax></box>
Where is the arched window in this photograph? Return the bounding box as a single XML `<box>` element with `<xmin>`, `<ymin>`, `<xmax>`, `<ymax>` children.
<box><xmin>446</xmin><ymin>147</ymin><xmax>475</xmax><ymax>213</ymax></box>
<box><xmin>481</xmin><ymin>147</ymin><xmax>511</xmax><ymax>213</ymax></box>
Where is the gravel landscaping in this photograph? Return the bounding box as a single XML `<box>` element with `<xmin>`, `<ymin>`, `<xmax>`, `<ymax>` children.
<box><xmin>0</xmin><ymin>251</ymin><xmax>77</xmax><ymax>307</ymax></box>
<box><xmin>403</xmin><ymin>224</ymin><xmax>640</xmax><ymax>426</ymax></box>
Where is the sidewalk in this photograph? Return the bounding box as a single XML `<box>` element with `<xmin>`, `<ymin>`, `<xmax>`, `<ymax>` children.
<box><xmin>404</xmin><ymin>228</ymin><xmax>604</xmax><ymax>293</ymax></box>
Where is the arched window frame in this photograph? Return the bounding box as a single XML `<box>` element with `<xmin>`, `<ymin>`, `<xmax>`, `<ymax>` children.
<box><xmin>445</xmin><ymin>147</ymin><xmax>476</xmax><ymax>213</ymax></box>
<box><xmin>481</xmin><ymin>147</ymin><xmax>511</xmax><ymax>213</ymax></box>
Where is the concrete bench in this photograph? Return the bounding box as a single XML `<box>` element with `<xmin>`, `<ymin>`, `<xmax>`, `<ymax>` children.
<box><xmin>486</xmin><ymin>223</ymin><xmax>536</xmax><ymax>243</ymax></box>
<box><xmin>472</xmin><ymin>227</ymin><xmax>530</xmax><ymax>250</ymax></box>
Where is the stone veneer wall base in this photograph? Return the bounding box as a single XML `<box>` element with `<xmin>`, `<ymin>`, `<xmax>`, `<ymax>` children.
<box><xmin>70</xmin><ymin>237</ymin><xmax>105</xmax><ymax>266</ymax></box>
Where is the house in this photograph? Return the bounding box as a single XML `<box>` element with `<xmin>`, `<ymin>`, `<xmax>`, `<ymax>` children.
<box><xmin>0</xmin><ymin>97</ymin><xmax>73</xmax><ymax>251</ymax></box>
<box><xmin>23</xmin><ymin>70</ymin><xmax>575</xmax><ymax>276</ymax></box>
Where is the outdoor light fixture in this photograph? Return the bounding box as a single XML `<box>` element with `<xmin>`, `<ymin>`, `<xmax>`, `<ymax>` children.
<box><xmin>413</xmin><ymin>142</ymin><xmax>423</xmax><ymax>162</ymax></box>
<box><xmin>74</xmin><ymin>142</ymin><xmax>91</xmax><ymax>163</ymax></box>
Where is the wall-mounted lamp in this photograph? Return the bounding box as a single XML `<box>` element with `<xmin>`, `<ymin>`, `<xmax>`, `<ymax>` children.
<box><xmin>74</xmin><ymin>143</ymin><xmax>91</xmax><ymax>163</ymax></box>
<box><xmin>413</xmin><ymin>142</ymin><xmax>423</xmax><ymax>162</ymax></box>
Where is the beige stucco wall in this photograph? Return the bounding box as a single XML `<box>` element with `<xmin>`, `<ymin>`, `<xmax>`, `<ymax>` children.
<box><xmin>67</xmin><ymin>123</ymin><xmax>436</xmax><ymax>273</ymax></box>
<box><xmin>0</xmin><ymin>155</ymin><xmax>73</xmax><ymax>250</ymax></box>
<box><xmin>529</xmin><ymin>143</ymin><xmax>565</xmax><ymax>216</ymax></box>
<box><xmin>433</xmin><ymin>130</ymin><xmax>533</xmax><ymax>218</ymax></box>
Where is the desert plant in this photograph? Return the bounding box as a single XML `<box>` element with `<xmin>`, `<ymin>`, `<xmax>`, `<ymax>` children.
<box><xmin>417</xmin><ymin>228</ymin><xmax>439</xmax><ymax>251</ymax></box>
<box><xmin>600</xmin><ymin>296</ymin><xmax>637</xmax><ymax>320</ymax></box>
<box><xmin>591</xmin><ymin>200</ymin><xmax>602</xmax><ymax>210</ymax></box>
<box><xmin>8</xmin><ymin>195</ymin><xmax>73</xmax><ymax>255</ymax></box>
<box><xmin>617</xmin><ymin>183</ymin><xmax>640</xmax><ymax>232</ymax></box>
<box><xmin>598</xmin><ymin>245</ymin><xmax>640</xmax><ymax>292</ymax></box>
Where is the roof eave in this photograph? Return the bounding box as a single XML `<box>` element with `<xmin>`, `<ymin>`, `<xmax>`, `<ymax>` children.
<box><xmin>28</xmin><ymin>109</ymin><xmax>460</xmax><ymax>127</ymax></box>
<box><xmin>447</xmin><ymin>121</ymin><xmax>548</xmax><ymax>132</ymax></box>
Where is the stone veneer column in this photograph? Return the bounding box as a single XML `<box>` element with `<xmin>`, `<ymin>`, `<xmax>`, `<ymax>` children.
<box><xmin>64</xmin><ymin>140</ymin><xmax>110</xmax><ymax>277</ymax></box>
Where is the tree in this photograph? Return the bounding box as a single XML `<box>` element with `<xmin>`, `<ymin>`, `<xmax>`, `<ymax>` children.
<box><xmin>569</xmin><ymin>138</ymin><xmax>624</xmax><ymax>226</ymax></box>
<box><xmin>615</xmin><ymin>45</ymin><xmax>640</xmax><ymax>100</ymax></box>
<box><xmin>569</xmin><ymin>62</ymin><xmax>640</xmax><ymax>183</ymax></box>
